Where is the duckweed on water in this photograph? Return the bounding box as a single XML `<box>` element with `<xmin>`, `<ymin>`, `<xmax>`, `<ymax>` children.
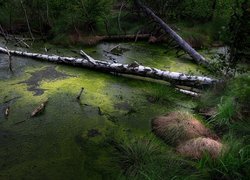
<box><xmin>0</xmin><ymin>41</ymin><xmax>205</xmax><ymax>179</ymax></box>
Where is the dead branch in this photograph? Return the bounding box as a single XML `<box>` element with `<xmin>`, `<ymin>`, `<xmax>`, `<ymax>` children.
<box><xmin>77</xmin><ymin>87</ymin><xmax>84</xmax><ymax>100</ymax></box>
<box><xmin>5</xmin><ymin>46</ymin><xmax>13</xmax><ymax>72</ymax></box>
<box><xmin>31</xmin><ymin>100</ymin><xmax>48</xmax><ymax>117</ymax></box>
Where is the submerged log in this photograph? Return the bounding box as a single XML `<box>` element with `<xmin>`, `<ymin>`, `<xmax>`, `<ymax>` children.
<box><xmin>135</xmin><ymin>0</ymin><xmax>210</xmax><ymax>68</ymax></box>
<box><xmin>0</xmin><ymin>47</ymin><xmax>218</xmax><ymax>87</ymax></box>
<box><xmin>31</xmin><ymin>100</ymin><xmax>48</xmax><ymax>117</ymax></box>
<box><xmin>5</xmin><ymin>106</ymin><xmax>10</xmax><ymax>118</ymax></box>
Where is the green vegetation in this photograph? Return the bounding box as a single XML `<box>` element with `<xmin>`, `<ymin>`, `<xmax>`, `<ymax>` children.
<box><xmin>112</xmin><ymin>134</ymin><xmax>196</xmax><ymax>179</ymax></box>
<box><xmin>197</xmin><ymin>136</ymin><xmax>250</xmax><ymax>180</ymax></box>
<box><xmin>0</xmin><ymin>0</ymin><xmax>239</xmax><ymax>45</ymax></box>
<box><xmin>0</xmin><ymin>0</ymin><xmax>249</xmax><ymax>179</ymax></box>
<box><xmin>196</xmin><ymin>75</ymin><xmax>250</xmax><ymax>179</ymax></box>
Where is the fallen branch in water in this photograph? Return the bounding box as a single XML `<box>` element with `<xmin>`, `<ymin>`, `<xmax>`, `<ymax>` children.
<box><xmin>31</xmin><ymin>100</ymin><xmax>48</xmax><ymax>117</ymax></box>
<box><xmin>0</xmin><ymin>46</ymin><xmax>218</xmax><ymax>88</ymax></box>
<box><xmin>76</xmin><ymin>87</ymin><xmax>84</xmax><ymax>100</ymax></box>
<box><xmin>14</xmin><ymin>39</ymin><xmax>30</xmax><ymax>48</ymax></box>
<box><xmin>5</xmin><ymin>46</ymin><xmax>13</xmax><ymax>72</ymax></box>
<box><xmin>5</xmin><ymin>106</ymin><xmax>10</xmax><ymax>119</ymax></box>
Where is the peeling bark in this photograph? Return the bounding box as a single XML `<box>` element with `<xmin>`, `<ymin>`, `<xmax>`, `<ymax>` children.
<box><xmin>0</xmin><ymin>47</ymin><xmax>218</xmax><ymax>87</ymax></box>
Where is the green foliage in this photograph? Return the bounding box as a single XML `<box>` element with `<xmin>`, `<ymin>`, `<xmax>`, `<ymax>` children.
<box><xmin>210</xmin><ymin>0</ymin><xmax>250</xmax><ymax>75</ymax></box>
<box><xmin>0</xmin><ymin>0</ymin><xmax>113</xmax><ymax>35</ymax></box>
<box><xmin>114</xmin><ymin>134</ymin><xmax>196</xmax><ymax>179</ymax></box>
<box><xmin>179</xmin><ymin>0</ymin><xmax>215</xmax><ymax>21</ymax></box>
<box><xmin>202</xmin><ymin>75</ymin><xmax>250</xmax><ymax>131</ymax></box>
<box><xmin>50</xmin><ymin>0</ymin><xmax>113</xmax><ymax>34</ymax></box>
<box><xmin>227</xmin><ymin>75</ymin><xmax>250</xmax><ymax>103</ymax></box>
<box><xmin>143</xmin><ymin>82</ymin><xmax>186</xmax><ymax>104</ymax></box>
<box><xmin>115</xmin><ymin>135</ymin><xmax>162</xmax><ymax>177</ymax></box>
<box><xmin>212</xmin><ymin>97</ymin><xmax>236</xmax><ymax>127</ymax></box>
<box><xmin>197</xmin><ymin>137</ymin><xmax>250</xmax><ymax>180</ymax></box>
<box><xmin>197</xmin><ymin>82</ymin><xmax>227</xmax><ymax>110</ymax></box>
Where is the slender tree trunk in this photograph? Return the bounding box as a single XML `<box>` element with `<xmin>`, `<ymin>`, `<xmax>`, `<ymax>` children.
<box><xmin>20</xmin><ymin>0</ymin><xmax>34</xmax><ymax>41</ymax></box>
<box><xmin>118</xmin><ymin>2</ymin><xmax>126</xmax><ymax>34</ymax></box>
<box><xmin>0</xmin><ymin>24</ymin><xmax>8</xmax><ymax>43</ymax></box>
<box><xmin>208</xmin><ymin>0</ymin><xmax>217</xmax><ymax>21</ymax></box>
<box><xmin>135</xmin><ymin>0</ymin><xmax>211</xmax><ymax>68</ymax></box>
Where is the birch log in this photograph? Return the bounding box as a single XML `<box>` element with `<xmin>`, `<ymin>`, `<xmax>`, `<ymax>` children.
<box><xmin>0</xmin><ymin>47</ymin><xmax>218</xmax><ymax>87</ymax></box>
<box><xmin>135</xmin><ymin>0</ymin><xmax>210</xmax><ymax>68</ymax></box>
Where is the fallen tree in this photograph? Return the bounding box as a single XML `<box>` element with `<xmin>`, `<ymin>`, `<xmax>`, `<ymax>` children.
<box><xmin>0</xmin><ymin>47</ymin><xmax>218</xmax><ymax>87</ymax></box>
<box><xmin>72</xmin><ymin>34</ymin><xmax>152</xmax><ymax>45</ymax></box>
<box><xmin>135</xmin><ymin>0</ymin><xmax>211</xmax><ymax>68</ymax></box>
<box><xmin>101</xmin><ymin>34</ymin><xmax>151</xmax><ymax>42</ymax></box>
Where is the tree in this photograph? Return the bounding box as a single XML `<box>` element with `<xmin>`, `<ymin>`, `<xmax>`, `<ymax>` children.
<box><xmin>226</xmin><ymin>0</ymin><xmax>250</xmax><ymax>75</ymax></box>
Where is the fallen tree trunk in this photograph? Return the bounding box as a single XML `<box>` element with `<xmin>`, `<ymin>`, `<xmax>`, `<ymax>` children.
<box><xmin>135</xmin><ymin>0</ymin><xmax>210</xmax><ymax>68</ymax></box>
<box><xmin>0</xmin><ymin>32</ymin><xmax>39</xmax><ymax>41</ymax></box>
<box><xmin>0</xmin><ymin>47</ymin><xmax>218</xmax><ymax>87</ymax></box>
<box><xmin>102</xmin><ymin>34</ymin><xmax>151</xmax><ymax>42</ymax></box>
<box><xmin>78</xmin><ymin>34</ymin><xmax>151</xmax><ymax>45</ymax></box>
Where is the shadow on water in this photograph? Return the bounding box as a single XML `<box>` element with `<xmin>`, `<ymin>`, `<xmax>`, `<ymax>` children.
<box><xmin>18</xmin><ymin>66</ymin><xmax>74</xmax><ymax>96</ymax></box>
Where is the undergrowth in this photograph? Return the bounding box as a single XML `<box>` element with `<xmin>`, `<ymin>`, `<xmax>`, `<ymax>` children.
<box><xmin>195</xmin><ymin>75</ymin><xmax>250</xmax><ymax>179</ymax></box>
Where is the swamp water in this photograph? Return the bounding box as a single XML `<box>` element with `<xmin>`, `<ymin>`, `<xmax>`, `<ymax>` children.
<box><xmin>0</xmin><ymin>40</ymin><xmax>211</xmax><ymax>179</ymax></box>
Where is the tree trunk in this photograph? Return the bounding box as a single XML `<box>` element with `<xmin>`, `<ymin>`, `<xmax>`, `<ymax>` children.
<box><xmin>135</xmin><ymin>0</ymin><xmax>210</xmax><ymax>68</ymax></box>
<box><xmin>20</xmin><ymin>0</ymin><xmax>34</xmax><ymax>41</ymax></box>
<box><xmin>208</xmin><ymin>0</ymin><xmax>217</xmax><ymax>21</ymax></box>
<box><xmin>0</xmin><ymin>47</ymin><xmax>217</xmax><ymax>87</ymax></box>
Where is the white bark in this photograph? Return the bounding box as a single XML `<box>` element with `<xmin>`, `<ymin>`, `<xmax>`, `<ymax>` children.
<box><xmin>176</xmin><ymin>88</ymin><xmax>200</xmax><ymax>97</ymax></box>
<box><xmin>0</xmin><ymin>47</ymin><xmax>218</xmax><ymax>87</ymax></box>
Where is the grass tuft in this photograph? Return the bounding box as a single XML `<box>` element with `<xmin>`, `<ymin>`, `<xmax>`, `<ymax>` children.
<box><xmin>197</xmin><ymin>136</ymin><xmax>250</xmax><ymax>179</ymax></box>
<box><xmin>113</xmin><ymin>134</ymin><xmax>196</xmax><ymax>179</ymax></box>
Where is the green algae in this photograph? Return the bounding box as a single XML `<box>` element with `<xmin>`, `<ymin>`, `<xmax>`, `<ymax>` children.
<box><xmin>0</xmin><ymin>41</ymin><xmax>206</xmax><ymax>179</ymax></box>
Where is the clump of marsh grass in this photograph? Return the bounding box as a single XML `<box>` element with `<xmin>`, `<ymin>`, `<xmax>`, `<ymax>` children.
<box><xmin>152</xmin><ymin>111</ymin><xmax>218</xmax><ymax>146</ymax></box>
<box><xmin>176</xmin><ymin>137</ymin><xmax>223</xmax><ymax>159</ymax></box>
<box><xmin>114</xmin><ymin>135</ymin><xmax>196</xmax><ymax>179</ymax></box>
<box><xmin>211</xmin><ymin>97</ymin><xmax>236</xmax><ymax>127</ymax></box>
<box><xmin>196</xmin><ymin>136</ymin><xmax>250</xmax><ymax>179</ymax></box>
<box><xmin>143</xmin><ymin>82</ymin><xmax>184</xmax><ymax>104</ymax></box>
<box><xmin>114</xmin><ymin>136</ymin><xmax>162</xmax><ymax>177</ymax></box>
<box><xmin>199</xmin><ymin>75</ymin><xmax>250</xmax><ymax>132</ymax></box>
